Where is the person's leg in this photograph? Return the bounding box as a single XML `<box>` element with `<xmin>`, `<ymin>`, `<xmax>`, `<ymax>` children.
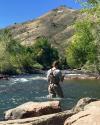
<box><xmin>54</xmin><ymin>84</ymin><xmax>64</xmax><ymax>98</ymax></box>
<box><xmin>48</xmin><ymin>84</ymin><xmax>56</xmax><ymax>98</ymax></box>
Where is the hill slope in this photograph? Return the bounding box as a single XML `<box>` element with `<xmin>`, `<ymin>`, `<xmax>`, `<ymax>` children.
<box><xmin>7</xmin><ymin>6</ymin><xmax>80</xmax><ymax>54</ymax></box>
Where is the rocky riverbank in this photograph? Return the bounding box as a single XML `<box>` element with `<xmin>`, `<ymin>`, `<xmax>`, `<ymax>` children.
<box><xmin>0</xmin><ymin>74</ymin><xmax>9</xmax><ymax>80</ymax></box>
<box><xmin>64</xmin><ymin>73</ymin><xmax>100</xmax><ymax>80</ymax></box>
<box><xmin>1</xmin><ymin>69</ymin><xmax>100</xmax><ymax>80</ymax></box>
<box><xmin>0</xmin><ymin>70</ymin><xmax>45</xmax><ymax>80</ymax></box>
<box><xmin>0</xmin><ymin>97</ymin><xmax>100</xmax><ymax>125</ymax></box>
<box><xmin>63</xmin><ymin>69</ymin><xmax>100</xmax><ymax>80</ymax></box>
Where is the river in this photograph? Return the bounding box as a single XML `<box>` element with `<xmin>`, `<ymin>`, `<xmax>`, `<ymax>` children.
<box><xmin>0</xmin><ymin>74</ymin><xmax>100</xmax><ymax>120</ymax></box>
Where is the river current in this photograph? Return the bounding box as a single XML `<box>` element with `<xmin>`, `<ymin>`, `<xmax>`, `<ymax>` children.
<box><xmin>0</xmin><ymin>74</ymin><xmax>100</xmax><ymax>120</ymax></box>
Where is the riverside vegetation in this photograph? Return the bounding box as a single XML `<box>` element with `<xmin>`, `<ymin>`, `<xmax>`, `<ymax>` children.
<box><xmin>0</xmin><ymin>30</ymin><xmax>60</xmax><ymax>75</ymax></box>
<box><xmin>67</xmin><ymin>0</ymin><xmax>100</xmax><ymax>73</ymax></box>
<box><xmin>0</xmin><ymin>0</ymin><xmax>100</xmax><ymax>75</ymax></box>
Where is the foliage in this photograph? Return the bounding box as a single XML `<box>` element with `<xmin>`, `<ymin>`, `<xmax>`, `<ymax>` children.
<box><xmin>0</xmin><ymin>30</ymin><xmax>59</xmax><ymax>74</ymax></box>
<box><xmin>66</xmin><ymin>2</ymin><xmax>100</xmax><ymax>73</ymax></box>
<box><xmin>66</xmin><ymin>20</ymin><xmax>96</xmax><ymax>68</ymax></box>
<box><xmin>33</xmin><ymin>37</ymin><xmax>59</xmax><ymax>68</ymax></box>
<box><xmin>59</xmin><ymin>57</ymin><xmax>68</xmax><ymax>69</ymax></box>
<box><xmin>32</xmin><ymin>63</ymin><xmax>43</xmax><ymax>69</ymax></box>
<box><xmin>75</xmin><ymin>0</ymin><xmax>100</xmax><ymax>7</ymax></box>
<box><xmin>81</xmin><ymin>61</ymin><xmax>98</xmax><ymax>73</ymax></box>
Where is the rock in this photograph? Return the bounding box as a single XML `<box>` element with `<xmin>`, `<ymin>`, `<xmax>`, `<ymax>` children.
<box><xmin>64</xmin><ymin>101</ymin><xmax>100</xmax><ymax>125</ymax></box>
<box><xmin>4</xmin><ymin>101</ymin><xmax>61</xmax><ymax>120</ymax></box>
<box><xmin>73</xmin><ymin>97</ymin><xmax>98</xmax><ymax>113</ymax></box>
<box><xmin>1</xmin><ymin>97</ymin><xmax>99</xmax><ymax>125</ymax></box>
<box><xmin>0</xmin><ymin>110</ymin><xmax>74</xmax><ymax>125</ymax></box>
<box><xmin>64</xmin><ymin>74</ymin><xmax>98</xmax><ymax>80</ymax></box>
<box><xmin>0</xmin><ymin>74</ymin><xmax>9</xmax><ymax>80</ymax></box>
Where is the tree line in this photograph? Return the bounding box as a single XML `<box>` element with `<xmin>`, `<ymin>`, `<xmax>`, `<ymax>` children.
<box><xmin>0</xmin><ymin>29</ymin><xmax>67</xmax><ymax>75</ymax></box>
<box><xmin>0</xmin><ymin>0</ymin><xmax>99</xmax><ymax>75</ymax></box>
<box><xmin>66</xmin><ymin>0</ymin><xmax>100</xmax><ymax>73</ymax></box>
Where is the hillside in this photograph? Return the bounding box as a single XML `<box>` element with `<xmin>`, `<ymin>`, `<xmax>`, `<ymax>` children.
<box><xmin>7</xmin><ymin>6</ymin><xmax>80</xmax><ymax>54</ymax></box>
<box><xmin>0</xmin><ymin>5</ymin><xmax>99</xmax><ymax>75</ymax></box>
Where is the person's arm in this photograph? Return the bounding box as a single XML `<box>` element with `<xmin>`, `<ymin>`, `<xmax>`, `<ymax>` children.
<box><xmin>61</xmin><ymin>74</ymin><xmax>65</xmax><ymax>82</ymax></box>
<box><xmin>59</xmin><ymin>71</ymin><xmax>65</xmax><ymax>82</ymax></box>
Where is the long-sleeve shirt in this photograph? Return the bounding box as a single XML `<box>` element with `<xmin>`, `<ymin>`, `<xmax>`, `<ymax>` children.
<box><xmin>47</xmin><ymin>67</ymin><xmax>62</xmax><ymax>83</ymax></box>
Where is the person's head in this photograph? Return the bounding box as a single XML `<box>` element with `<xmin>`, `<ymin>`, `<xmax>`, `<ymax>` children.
<box><xmin>52</xmin><ymin>61</ymin><xmax>59</xmax><ymax>68</ymax></box>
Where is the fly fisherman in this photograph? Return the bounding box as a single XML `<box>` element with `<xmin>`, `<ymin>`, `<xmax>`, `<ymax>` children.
<box><xmin>47</xmin><ymin>61</ymin><xmax>64</xmax><ymax>98</ymax></box>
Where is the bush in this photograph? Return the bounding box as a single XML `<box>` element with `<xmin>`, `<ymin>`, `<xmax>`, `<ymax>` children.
<box><xmin>32</xmin><ymin>63</ymin><xmax>43</xmax><ymax>69</ymax></box>
<box><xmin>33</xmin><ymin>37</ymin><xmax>59</xmax><ymax>68</ymax></box>
<box><xmin>66</xmin><ymin>20</ymin><xmax>96</xmax><ymax>68</ymax></box>
<box><xmin>81</xmin><ymin>61</ymin><xmax>97</xmax><ymax>73</ymax></box>
<box><xmin>0</xmin><ymin>30</ymin><xmax>59</xmax><ymax>74</ymax></box>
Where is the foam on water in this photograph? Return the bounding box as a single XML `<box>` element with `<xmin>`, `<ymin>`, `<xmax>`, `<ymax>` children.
<box><xmin>12</xmin><ymin>78</ymin><xmax>29</xmax><ymax>82</ymax></box>
<box><xmin>9</xmin><ymin>76</ymin><xmax>47</xmax><ymax>85</ymax></box>
<box><xmin>35</xmin><ymin>95</ymin><xmax>63</xmax><ymax>101</ymax></box>
<box><xmin>31</xmin><ymin>76</ymin><xmax>47</xmax><ymax>80</ymax></box>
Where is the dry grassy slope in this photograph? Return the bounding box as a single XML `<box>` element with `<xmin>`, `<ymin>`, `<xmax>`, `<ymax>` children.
<box><xmin>8</xmin><ymin>6</ymin><xmax>80</xmax><ymax>54</ymax></box>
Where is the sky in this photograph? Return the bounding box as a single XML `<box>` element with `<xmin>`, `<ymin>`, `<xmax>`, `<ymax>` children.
<box><xmin>0</xmin><ymin>0</ymin><xmax>82</xmax><ymax>28</ymax></box>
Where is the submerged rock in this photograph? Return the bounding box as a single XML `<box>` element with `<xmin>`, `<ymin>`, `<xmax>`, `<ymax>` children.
<box><xmin>4</xmin><ymin>101</ymin><xmax>61</xmax><ymax>120</ymax></box>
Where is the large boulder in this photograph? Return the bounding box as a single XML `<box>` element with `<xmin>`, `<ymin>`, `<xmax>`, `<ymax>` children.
<box><xmin>73</xmin><ymin>97</ymin><xmax>98</xmax><ymax>112</ymax></box>
<box><xmin>64</xmin><ymin>100</ymin><xmax>100</xmax><ymax>125</ymax></box>
<box><xmin>1</xmin><ymin>97</ymin><xmax>99</xmax><ymax>125</ymax></box>
<box><xmin>4</xmin><ymin>101</ymin><xmax>61</xmax><ymax>120</ymax></box>
<box><xmin>0</xmin><ymin>110</ymin><xmax>74</xmax><ymax>125</ymax></box>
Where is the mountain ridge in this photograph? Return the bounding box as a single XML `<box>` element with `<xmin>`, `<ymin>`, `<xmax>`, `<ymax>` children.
<box><xmin>6</xmin><ymin>6</ymin><xmax>80</xmax><ymax>54</ymax></box>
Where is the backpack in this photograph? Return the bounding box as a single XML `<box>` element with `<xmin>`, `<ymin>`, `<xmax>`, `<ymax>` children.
<box><xmin>48</xmin><ymin>69</ymin><xmax>59</xmax><ymax>84</ymax></box>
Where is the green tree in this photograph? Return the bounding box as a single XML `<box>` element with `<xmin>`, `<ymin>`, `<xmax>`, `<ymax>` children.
<box><xmin>0</xmin><ymin>29</ymin><xmax>59</xmax><ymax>74</ymax></box>
<box><xmin>33</xmin><ymin>37</ymin><xmax>59</xmax><ymax>68</ymax></box>
<box><xmin>0</xmin><ymin>29</ymin><xmax>36</xmax><ymax>74</ymax></box>
<box><xmin>66</xmin><ymin>20</ymin><xmax>96</xmax><ymax>68</ymax></box>
<box><xmin>0</xmin><ymin>29</ymin><xmax>17</xmax><ymax>74</ymax></box>
<box><xmin>76</xmin><ymin>0</ymin><xmax>100</xmax><ymax>7</ymax></box>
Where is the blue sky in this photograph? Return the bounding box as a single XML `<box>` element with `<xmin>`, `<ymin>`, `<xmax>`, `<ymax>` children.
<box><xmin>0</xmin><ymin>0</ymin><xmax>81</xmax><ymax>28</ymax></box>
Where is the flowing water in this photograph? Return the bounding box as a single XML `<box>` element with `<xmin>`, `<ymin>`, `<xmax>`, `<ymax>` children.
<box><xmin>0</xmin><ymin>74</ymin><xmax>100</xmax><ymax>120</ymax></box>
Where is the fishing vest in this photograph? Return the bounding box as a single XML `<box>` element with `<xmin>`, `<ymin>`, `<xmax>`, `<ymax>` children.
<box><xmin>48</xmin><ymin>69</ymin><xmax>60</xmax><ymax>85</ymax></box>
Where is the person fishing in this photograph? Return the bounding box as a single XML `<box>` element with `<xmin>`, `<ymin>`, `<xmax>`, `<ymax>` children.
<box><xmin>47</xmin><ymin>61</ymin><xmax>64</xmax><ymax>98</ymax></box>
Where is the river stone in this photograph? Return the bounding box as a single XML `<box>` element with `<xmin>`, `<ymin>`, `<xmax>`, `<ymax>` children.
<box><xmin>0</xmin><ymin>110</ymin><xmax>74</xmax><ymax>125</ymax></box>
<box><xmin>73</xmin><ymin>97</ymin><xmax>98</xmax><ymax>112</ymax></box>
<box><xmin>64</xmin><ymin>101</ymin><xmax>100</xmax><ymax>125</ymax></box>
<box><xmin>4</xmin><ymin>101</ymin><xmax>61</xmax><ymax>120</ymax></box>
